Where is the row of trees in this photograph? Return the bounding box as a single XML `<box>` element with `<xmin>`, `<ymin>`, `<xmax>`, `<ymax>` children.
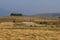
<box><xmin>10</xmin><ymin>13</ymin><xmax>23</xmax><ymax>16</ymax></box>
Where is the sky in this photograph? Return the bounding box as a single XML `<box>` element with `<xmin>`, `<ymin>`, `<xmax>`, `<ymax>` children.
<box><xmin>0</xmin><ymin>0</ymin><xmax>60</xmax><ymax>16</ymax></box>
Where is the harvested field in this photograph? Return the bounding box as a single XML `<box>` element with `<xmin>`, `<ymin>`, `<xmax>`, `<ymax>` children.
<box><xmin>0</xmin><ymin>28</ymin><xmax>60</xmax><ymax>40</ymax></box>
<box><xmin>0</xmin><ymin>16</ymin><xmax>60</xmax><ymax>40</ymax></box>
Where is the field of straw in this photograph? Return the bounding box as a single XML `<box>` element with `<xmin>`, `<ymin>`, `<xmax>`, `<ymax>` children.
<box><xmin>0</xmin><ymin>16</ymin><xmax>60</xmax><ymax>40</ymax></box>
<box><xmin>0</xmin><ymin>28</ymin><xmax>60</xmax><ymax>40</ymax></box>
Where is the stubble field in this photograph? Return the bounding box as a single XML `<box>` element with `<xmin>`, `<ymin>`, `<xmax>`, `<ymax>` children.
<box><xmin>0</xmin><ymin>16</ymin><xmax>60</xmax><ymax>40</ymax></box>
<box><xmin>0</xmin><ymin>28</ymin><xmax>60</xmax><ymax>40</ymax></box>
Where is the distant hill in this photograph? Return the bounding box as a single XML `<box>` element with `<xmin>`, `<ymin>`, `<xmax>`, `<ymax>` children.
<box><xmin>32</xmin><ymin>13</ymin><xmax>60</xmax><ymax>17</ymax></box>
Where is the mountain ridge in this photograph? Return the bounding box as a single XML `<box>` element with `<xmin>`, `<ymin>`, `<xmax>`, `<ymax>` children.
<box><xmin>32</xmin><ymin>13</ymin><xmax>60</xmax><ymax>17</ymax></box>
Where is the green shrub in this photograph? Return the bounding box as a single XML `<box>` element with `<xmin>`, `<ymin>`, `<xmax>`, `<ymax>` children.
<box><xmin>10</xmin><ymin>13</ymin><xmax>23</xmax><ymax>16</ymax></box>
<box><xmin>39</xmin><ymin>22</ymin><xmax>47</xmax><ymax>24</ymax></box>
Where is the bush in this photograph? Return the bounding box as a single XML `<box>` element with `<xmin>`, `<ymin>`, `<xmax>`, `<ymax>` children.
<box><xmin>39</xmin><ymin>22</ymin><xmax>47</xmax><ymax>24</ymax></box>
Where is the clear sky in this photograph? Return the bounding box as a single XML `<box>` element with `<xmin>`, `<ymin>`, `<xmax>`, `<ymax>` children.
<box><xmin>0</xmin><ymin>0</ymin><xmax>60</xmax><ymax>16</ymax></box>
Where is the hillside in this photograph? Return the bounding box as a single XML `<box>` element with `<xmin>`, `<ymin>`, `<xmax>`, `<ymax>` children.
<box><xmin>0</xmin><ymin>27</ymin><xmax>60</xmax><ymax>40</ymax></box>
<box><xmin>33</xmin><ymin>13</ymin><xmax>60</xmax><ymax>17</ymax></box>
<box><xmin>0</xmin><ymin>16</ymin><xmax>60</xmax><ymax>40</ymax></box>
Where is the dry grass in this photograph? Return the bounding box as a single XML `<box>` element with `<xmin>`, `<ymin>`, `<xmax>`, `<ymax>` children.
<box><xmin>0</xmin><ymin>28</ymin><xmax>60</xmax><ymax>40</ymax></box>
<box><xmin>0</xmin><ymin>16</ymin><xmax>60</xmax><ymax>40</ymax></box>
<box><xmin>0</xmin><ymin>16</ymin><xmax>59</xmax><ymax>22</ymax></box>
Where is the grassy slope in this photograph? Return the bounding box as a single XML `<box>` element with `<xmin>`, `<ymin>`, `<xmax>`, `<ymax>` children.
<box><xmin>0</xmin><ymin>16</ymin><xmax>59</xmax><ymax>23</ymax></box>
<box><xmin>0</xmin><ymin>16</ymin><xmax>60</xmax><ymax>40</ymax></box>
<box><xmin>0</xmin><ymin>28</ymin><xmax>60</xmax><ymax>40</ymax></box>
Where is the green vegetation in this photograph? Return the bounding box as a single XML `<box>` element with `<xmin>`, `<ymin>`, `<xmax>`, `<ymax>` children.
<box><xmin>10</xmin><ymin>13</ymin><xmax>23</xmax><ymax>16</ymax></box>
<box><xmin>39</xmin><ymin>22</ymin><xmax>47</xmax><ymax>24</ymax></box>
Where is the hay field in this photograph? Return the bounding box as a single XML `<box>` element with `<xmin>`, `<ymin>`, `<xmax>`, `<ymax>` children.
<box><xmin>0</xmin><ymin>28</ymin><xmax>60</xmax><ymax>40</ymax></box>
<box><xmin>0</xmin><ymin>16</ymin><xmax>60</xmax><ymax>40</ymax></box>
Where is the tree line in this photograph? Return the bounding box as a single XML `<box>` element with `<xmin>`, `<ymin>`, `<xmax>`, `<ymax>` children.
<box><xmin>10</xmin><ymin>13</ymin><xmax>23</xmax><ymax>16</ymax></box>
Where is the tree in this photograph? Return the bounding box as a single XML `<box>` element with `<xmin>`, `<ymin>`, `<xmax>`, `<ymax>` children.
<box><xmin>10</xmin><ymin>13</ymin><xmax>23</xmax><ymax>16</ymax></box>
